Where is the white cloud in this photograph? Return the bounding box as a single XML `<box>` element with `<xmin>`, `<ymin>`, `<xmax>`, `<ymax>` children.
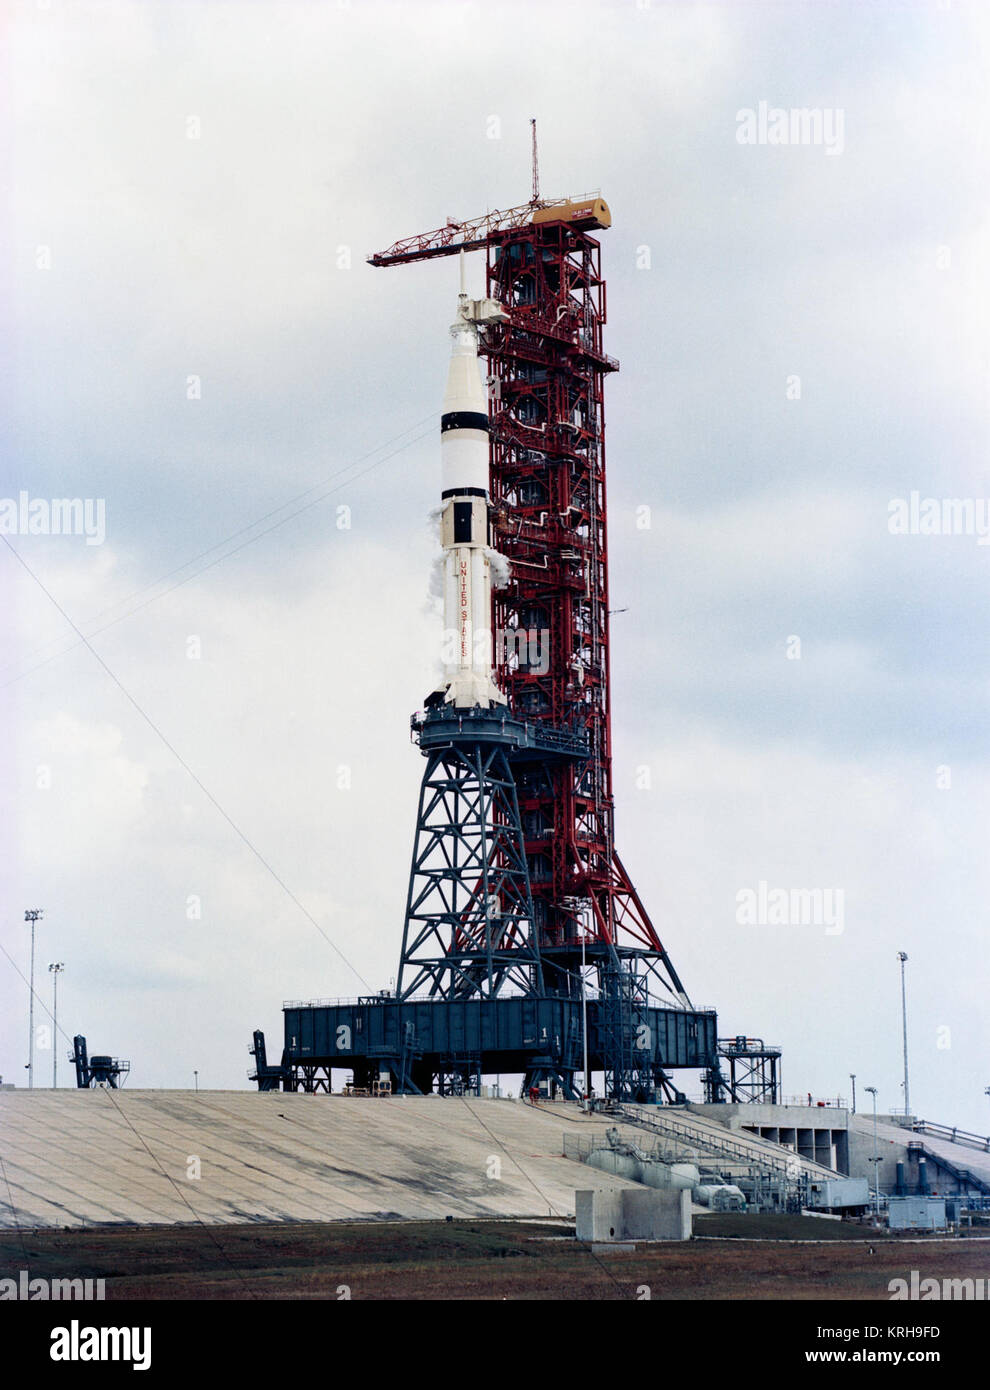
<box><xmin>2</xmin><ymin>0</ymin><xmax>988</xmax><ymax>1132</ymax></box>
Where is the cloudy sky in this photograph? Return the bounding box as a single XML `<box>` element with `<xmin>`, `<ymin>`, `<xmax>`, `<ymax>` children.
<box><xmin>2</xmin><ymin>0</ymin><xmax>988</xmax><ymax>1130</ymax></box>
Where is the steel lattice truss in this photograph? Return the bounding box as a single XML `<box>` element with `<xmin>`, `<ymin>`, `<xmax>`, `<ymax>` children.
<box><xmin>599</xmin><ymin>966</ymin><xmax>653</xmax><ymax>1102</ymax></box>
<box><xmin>366</xmin><ymin>195</ymin><xmax>602</xmax><ymax>267</ymax></box>
<box><xmin>396</xmin><ymin>742</ymin><xmax>543</xmax><ymax>1001</ymax></box>
<box><xmin>706</xmin><ymin>1038</ymin><xmax>782</xmax><ymax>1105</ymax></box>
<box><xmin>484</xmin><ymin>223</ymin><xmax>690</xmax><ymax>1006</ymax></box>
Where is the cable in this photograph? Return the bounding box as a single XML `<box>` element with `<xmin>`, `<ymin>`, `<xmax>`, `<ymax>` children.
<box><xmin>0</xmin><ymin>938</ymin><xmax>72</xmax><ymax>1043</ymax></box>
<box><xmin>97</xmin><ymin>1086</ymin><xmax>263</xmax><ymax>1299</ymax></box>
<box><xmin>1</xmin><ymin>535</ymin><xmax>372</xmax><ymax>990</ymax></box>
<box><xmin>0</xmin><ymin>411</ymin><xmax>437</xmax><ymax>678</ymax></box>
<box><xmin>0</xmin><ymin>1152</ymin><xmax>30</xmax><ymax>1276</ymax></box>
<box><xmin>457</xmin><ymin>1096</ymin><xmax>635</xmax><ymax>1297</ymax></box>
<box><xmin>0</xmin><ymin>937</ymin><xmax>279</xmax><ymax>1294</ymax></box>
<box><xmin>1</xmin><ymin>416</ymin><xmax>438</xmax><ymax>690</ymax></box>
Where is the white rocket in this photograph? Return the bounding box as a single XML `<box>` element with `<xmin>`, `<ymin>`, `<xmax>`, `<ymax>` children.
<box><xmin>437</xmin><ymin>273</ymin><xmax>509</xmax><ymax>709</ymax></box>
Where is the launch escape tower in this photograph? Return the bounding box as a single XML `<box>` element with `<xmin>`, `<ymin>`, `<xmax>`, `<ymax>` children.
<box><xmin>252</xmin><ymin>150</ymin><xmax>776</xmax><ymax>1101</ymax></box>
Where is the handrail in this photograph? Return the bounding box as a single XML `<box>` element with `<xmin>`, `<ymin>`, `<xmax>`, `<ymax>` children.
<box><xmin>563</xmin><ymin>1130</ymin><xmax>764</xmax><ymax>1172</ymax></box>
<box><xmin>781</xmin><ymin>1094</ymin><xmax>847</xmax><ymax>1109</ymax></box>
<box><xmin>910</xmin><ymin>1120</ymin><xmax>990</xmax><ymax>1154</ymax></box>
<box><xmin>503</xmin><ymin>307</ymin><xmax>619</xmax><ymax>371</ymax></box>
<box><xmin>609</xmin><ymin>1104</ymin><xmax>837</xmax><ymax>1179</ymax></box>
<box><xmin>283</xmin><ymin>995</ymin><xmax>716</xmax><ymax>1014</ymax></box>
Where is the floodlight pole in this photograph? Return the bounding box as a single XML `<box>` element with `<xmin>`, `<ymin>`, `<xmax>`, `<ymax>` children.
<box><xmin>49</xmin><ymin>962</ymin><xmax>64</xmax><ymax>1087</ymax></box>
<box><xmin>24</xmin><ymin>910</ymin><xmax>43</xmax><ymax>1089</ymax></box>
<box><xmin>865</xmin><ymin>1085</ymin><xmax>880</xmax><ymax>1218</ymax></box>
<box><xmin>897</xmin><ymin>952</ymin><xmax>910</xmax><ymax>1117</ymax></box>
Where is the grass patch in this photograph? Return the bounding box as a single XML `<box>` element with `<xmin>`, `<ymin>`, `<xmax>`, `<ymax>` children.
<box><xmin>695</xmin><ymin>1213</ymin><xmax>885</xmax><ymax>1241</ymax></box>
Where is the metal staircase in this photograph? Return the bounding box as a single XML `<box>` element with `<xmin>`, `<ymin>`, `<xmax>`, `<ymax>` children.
<box><xmin>607</xmin><ymin>1104</ymin><xmax>840</xmax><ymax>1181</ymax></box>
<box><xmin>907</xmin><ymin>1140</ymin><xmax>990</xmax><ymax>1196</ymax></box>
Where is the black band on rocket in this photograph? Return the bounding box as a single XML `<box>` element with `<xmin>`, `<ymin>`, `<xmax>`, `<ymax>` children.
<box><xmin>441</xmin><ymin>412</ymin><xmax>489</xmax><ymax>434</ymax></box>
<box><xmin>441</xmin><ymin>487</ymin><xmax>487</xmax><ymax>499</ymax></box>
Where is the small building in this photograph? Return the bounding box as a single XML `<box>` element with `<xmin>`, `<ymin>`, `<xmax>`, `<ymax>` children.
<box><xmin>806</xmin><ymin>1177</ymin><xmax>870</xmax><ymax>1210</ymax></box>
<box><xmin>887</xmin><ymin>1196</ymin><xmax>947</xmax><ymax>1231</ymax></box>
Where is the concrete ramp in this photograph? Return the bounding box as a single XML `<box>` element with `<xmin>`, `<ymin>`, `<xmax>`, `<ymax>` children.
<box><xmin>0</xmin><ymin>1090</ymin><xmax>646</xmax><ymax>1228</ymax></box>
<box><xmin>849</xmin><ymin>1115</ymin><xmax>990</xmax><ymax>1195</ymax></box>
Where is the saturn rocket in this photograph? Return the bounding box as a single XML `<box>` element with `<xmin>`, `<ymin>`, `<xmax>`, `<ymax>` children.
<box><xmin>437</xmin><ymin>281</ymin><xmax>509</xmax><ymax>709</ymax></box>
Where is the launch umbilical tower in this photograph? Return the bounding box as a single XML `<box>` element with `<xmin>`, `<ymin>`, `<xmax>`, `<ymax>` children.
<box><xmin>253</xmin><ymin>172</ymin><xmax>726</xmax><ymax>1100</ymax></box>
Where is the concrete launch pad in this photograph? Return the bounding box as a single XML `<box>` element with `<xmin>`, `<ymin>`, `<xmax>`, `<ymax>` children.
<box><xmin>1</xmin><ymin>1090</ymin><xmax>655</xmax><ymax>1228</ymax></box>
<box><xmin>0</xmin><ymin>1091</ymin><xmax>856</xmax><ymax>1230</ymax></box>
<box><xmin>10</xmin><ymin>1090</ymin><xmax>982</xmax><ymax>1232</ymax></box>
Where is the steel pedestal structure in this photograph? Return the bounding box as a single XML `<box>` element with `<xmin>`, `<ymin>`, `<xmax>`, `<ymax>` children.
<box><xmin>395</xmin><ymin>705</ymin><xmax>588</xmax><ymax>1098</ymax></box>
<box><xmin>397</xmin><ymin>708</ymin><xmax>544</xmax><ymax>1005</ymax></box>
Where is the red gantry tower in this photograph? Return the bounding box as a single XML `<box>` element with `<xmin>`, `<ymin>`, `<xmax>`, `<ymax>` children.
<box><xmin>364</xmin><ymin>159</ymin><xmax>700</xmax><ymax>1100</ymax></box>
<box><xmin>483</xmin><ymin>207</ymin><xmax>690</xmax><ymax>1002</ymax></box>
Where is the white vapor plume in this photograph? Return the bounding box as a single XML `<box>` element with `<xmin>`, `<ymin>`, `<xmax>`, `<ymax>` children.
<box><xmin>487</xmin><ymin>548</ymin><xmax>511</xmax><ymax>590</ymax></box>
